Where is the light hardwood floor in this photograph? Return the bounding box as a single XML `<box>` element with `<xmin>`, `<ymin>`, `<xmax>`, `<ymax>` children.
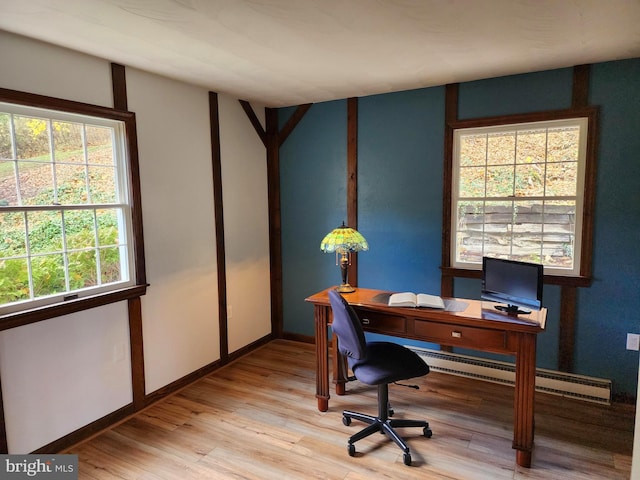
<box><xmin>69</xmin><ymin>340</ymin><xmax>634</xmax><ymax>479</ymax></box>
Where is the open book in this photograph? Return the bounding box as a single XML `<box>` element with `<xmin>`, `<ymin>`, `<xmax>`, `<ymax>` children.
<box><xmin>388</xmin><ymin>292</ymin><xmax>445</xmax><ymax>309</ymax></box>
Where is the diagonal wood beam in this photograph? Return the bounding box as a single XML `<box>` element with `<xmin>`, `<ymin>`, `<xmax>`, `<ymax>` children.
<box><xmin>239</xmin><ymin>100</ymin><xmax>267</xmax><ymax>147</ymax></box>
<box><xmin>279</xmin><ymin>103</ymin><xmax>312</xmax><ymax>146</ymax></box>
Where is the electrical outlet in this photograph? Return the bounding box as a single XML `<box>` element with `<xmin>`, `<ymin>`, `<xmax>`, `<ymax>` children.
<box><xmin>626</xmin><ymin>333</ymin><xmax>640</xmax><ymax>351</ymax></box>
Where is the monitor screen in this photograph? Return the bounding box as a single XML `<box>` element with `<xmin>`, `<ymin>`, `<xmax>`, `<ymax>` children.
<box><xmin>481</xmin><ymin>257</ymin><xmax>543</xmax><ymax>314</ymax></box>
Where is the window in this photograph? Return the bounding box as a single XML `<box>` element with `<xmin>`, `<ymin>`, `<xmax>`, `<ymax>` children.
<box><xmin>0</xmin><ymin>99</ymin><xmax>140</xmax><ymax>314</ymax></box>
<box><xmin>451</xmin><ymin>112</ymin><xmax>596</xmax><ymax>278</ymax></box>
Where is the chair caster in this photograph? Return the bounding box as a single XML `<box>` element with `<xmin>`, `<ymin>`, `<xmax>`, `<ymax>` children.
<box><xmin>403</xmin><ymin>452</ymin><xmax>411</xmax><ymax>466</ymax></box>
<box><xmin>348</xmin><ymin>443</ymin><xmax>356</xmax><ymax>457</ymax></box>
<box><xmin>342</xmin><ymin>415</ymin><xmax>351</xmax><ymax>426</ymax></box>
<box><xmin>423</xmin><ymin>427</ymin><xmax>433</xmax><ymax>438</ymax></box>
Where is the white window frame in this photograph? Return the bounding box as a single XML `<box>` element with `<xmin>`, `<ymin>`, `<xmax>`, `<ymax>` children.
<box><xmin>451</xmin><ymin>117</ymin><xmax>589</xmax><ymax>277</ymax></box>
<box><xmin>0</xmin><ymin>102</ymin><xmax>136</xmax><ymax>315</ymax></box>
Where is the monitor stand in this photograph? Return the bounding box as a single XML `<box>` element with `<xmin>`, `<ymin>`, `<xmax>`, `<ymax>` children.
<box><xmin>495</xmin><ymin>304</ymin><xmax>530</xmax><ymax>315</ymax></box>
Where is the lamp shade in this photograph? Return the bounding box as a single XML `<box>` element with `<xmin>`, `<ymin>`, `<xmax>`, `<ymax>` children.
<box><xmin>320</xmin><ymin>222</ymin><xmax>369</xmax><ymax>253</ymax></box>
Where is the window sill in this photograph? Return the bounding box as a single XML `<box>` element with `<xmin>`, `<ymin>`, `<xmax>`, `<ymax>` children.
<box><xmin>0</xmin><ymin>284</ymin><xmax>148</xmax><ymax>331</ymax></box>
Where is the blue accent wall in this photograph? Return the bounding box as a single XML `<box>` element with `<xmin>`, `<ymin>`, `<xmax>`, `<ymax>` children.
<box><xmin>358</xmin><ymin>88</ymin><xmax>445</xmax><ymax>294</ymax></box>
<box><xmin>279</xmin><ymin>58</ymin><xmax>640</xmax><ymax>397</ymax></box>
<box><xmin>575</xmin><ymin>60</ymin><xmax>640</xmax><ymax>392</ymax></box>
<box><xmin>280</xmin><ymin>100</ymin><xmax>347</xmax><ymax>336</ymax></box>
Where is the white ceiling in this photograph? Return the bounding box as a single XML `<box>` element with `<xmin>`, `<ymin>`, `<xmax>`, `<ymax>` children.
<box><xmin>1</xmin><ymin>0</ymin><xmax>639</xmax><ymax>107</ymax></box>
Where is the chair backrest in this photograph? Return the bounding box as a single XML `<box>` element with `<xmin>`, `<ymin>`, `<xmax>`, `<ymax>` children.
<box><xmin>328</xmin><ymin>290</ymin><xmax>367</xmax><ymax>361</ymax></box>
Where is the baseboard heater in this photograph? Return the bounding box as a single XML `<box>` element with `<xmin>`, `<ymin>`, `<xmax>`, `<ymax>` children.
<box><xmin>407</xmin><ymin>346</ymin><xmax>611</xmax><ymax>405</ymax></box>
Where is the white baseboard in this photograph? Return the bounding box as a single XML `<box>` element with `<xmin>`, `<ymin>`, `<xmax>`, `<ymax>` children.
<box><xmin>407</xmin><ymin>346</ymin><xmax>611</xmax><ymax>405</ymax></box>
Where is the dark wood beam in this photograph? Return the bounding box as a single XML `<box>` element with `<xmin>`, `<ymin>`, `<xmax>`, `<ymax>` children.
<box><xmin>559</xmin><ymin>64</ymin><xmax>593</xmax><ymax>373</ymax></box>
<box><xmin>239</xmin><ymin>100</ymin><xmax>267</xmax><ymax>147</ymax></box>
<box><xmin>110</xmin><ymin>63</ymin><xmax>128</xmax><ymax>112</ymax></box>
<box><xmin>558</xmin><ymin>285</ymin><xmax>577</xmax><ymax>372</ymax></box>
<box><xmin>128</xmin><ymin>297</ymin><xmax>145</xmax><ymax>410</ymax></box>
<box><xmin>347</xmin><ymin>98</ymin><xmax>359</xmax><ymax>287</ymax></box>
<box><xmin>266</xmin><ymin>107</ymin><xmax>284</xmax><ymax>338</ymax></box>
<box><xmin>572</xmin><ymin>64</ymin><xmax>591</xmax><ymax>108</ymax></box>
<box><xmin>278</xmin><ymin>103</ymin><xmax>312</xmax><ymax>146</ymax></box>
<box><xmin>239</xmin><ymin>102</ymin><xmax>312</xmax><ymax>339</ymax></box>
<box><xmin>209</xmin><ymin>92</ymin><xmax>229</xmax><ymax>361</ymax></box>
<box><xmin>441</xmin><ymin>83</ymin><xmax>458</xmax><ymax>298</ymax></box>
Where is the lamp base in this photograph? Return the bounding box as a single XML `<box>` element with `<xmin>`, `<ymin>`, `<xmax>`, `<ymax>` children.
<box><xmin>335</xmin><ymin>283</ymin><xmax>356</xmax><ymax>293</ymax></box>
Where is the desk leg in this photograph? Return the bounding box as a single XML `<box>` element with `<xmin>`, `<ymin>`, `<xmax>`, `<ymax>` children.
<box><xmin>315</xmin><ymin>305</ymin><xmax>330</xmax><ymax>412</ymax></box>
<box><xmin>513</xmin><ymin>332</ymin><xmax>537</xmax><ymax>468</ymax></box>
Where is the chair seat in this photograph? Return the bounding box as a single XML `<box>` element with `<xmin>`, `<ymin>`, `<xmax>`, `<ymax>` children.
<box><xmin>350</xmin><ymin>342</ymin><xmax>430</xmax><ymax>386</ymax></box>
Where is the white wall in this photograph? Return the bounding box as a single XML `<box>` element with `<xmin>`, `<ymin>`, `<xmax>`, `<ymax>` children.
<box><xmin>0</xmin><ymin>30</ymin><xmax>270</xmax><ymax>451</ymax></box>
<box><xmin>0</xmin><ymin>30</ymin><xmax>132</xmax><ymax>454</ymax></box>
<box><xmin>126</xmin><ymin>68</ymin><xmax>220</xmax><ymax>393</ymax></box>
<box><xmin>0</xmin><ymin>304</ymin><xmax>132</xmax><ymax>453</ymax></box>
<box><xmin>218</xmin><ymin>96</ymin><xmax>271</xmax><ymax>353</ymax></box>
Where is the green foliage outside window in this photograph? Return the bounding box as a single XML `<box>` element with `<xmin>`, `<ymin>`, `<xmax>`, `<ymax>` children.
<box><xmin>1</xmin><ymin>109</ymin><xmax>125</xmax><ymax>308</ymax></box>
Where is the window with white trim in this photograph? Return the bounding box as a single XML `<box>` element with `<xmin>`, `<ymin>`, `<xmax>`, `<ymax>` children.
<box><xmin>0</xmin><ymin>102</ymin><xmax>135</xmax><ymax>314</ymax></box>
<box><xmin>452</xmin><ymin>117</ymin><xmax>589</xmax><ymax>277</ymax></box>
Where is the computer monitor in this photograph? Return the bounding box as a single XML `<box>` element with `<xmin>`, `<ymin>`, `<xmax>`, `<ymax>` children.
<box><xmin>481</xmin><ymin>257</ymin><xmax>543</xmax><ymax>315</ymax></box>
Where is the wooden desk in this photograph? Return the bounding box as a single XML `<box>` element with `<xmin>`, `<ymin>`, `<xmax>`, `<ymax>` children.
<box><xmin>305</xmin><ymin>287</ymin><xmax>547</xmax><ymax>468</ymax></box>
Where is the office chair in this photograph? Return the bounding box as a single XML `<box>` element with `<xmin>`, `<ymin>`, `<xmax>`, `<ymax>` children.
<box><xmin>328</xmin><ymin>290</ymin><xmax>432</xmax><ymax>466</ymax></box>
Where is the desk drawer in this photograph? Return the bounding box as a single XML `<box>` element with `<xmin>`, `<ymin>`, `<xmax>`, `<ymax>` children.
<box><xmin>414</xmin><ymin>321</ymin><xmax>506</xmax><ymax>350</ymax></box>
<box><xmin>355</xmin><ymin>309</ymin><xmax>406</xmax><ymax>335</ymax></box>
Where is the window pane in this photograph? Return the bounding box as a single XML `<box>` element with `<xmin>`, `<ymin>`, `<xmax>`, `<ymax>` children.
<box><xmin>0</xmin><ymin>258</ymin><xmax>30</xmax><ymax>303</ymax></box>
<box><xmin>546</xmin><ymin>162</ymin><xmax>577</xmax><ymax>196</ymax></box>
<box><xmin>0</xmin><ymin>102</ymin><xmax>136</xmax><ymax>312</ymax></box>
<box><xmin>459</xmin><ymin>134</ymin><xmax>486</xmax><ymax>166</ymax></box>
<box><xmin>53</xmin><ymin>121</ymin><xmax>84</xmax><ymax>163</ymax></box>
<box><xmin>487</xmin><ymin>132</ymin><xmax>515</xmax><ymax>165</ymax></box>
<box><xmin>64</xmin><ymin>210</ymin><xmax>96</xmax><ymax>249</ymax></box>
<box><xmin>14</xmin><ymin>115</ymin><xmax>51</xmax><ymax>161</ymax></box>
<box><xmin>548</xmin><ymin>126</ymin><xmax>579</xmax><ymax>162</ymax></box>
<box><xmin>459</xmin><ymin>166</ymin><xmax>485</xmax><ymax>197</ymax></box>
<box><xmin>32</xmin><ymin>253</ymin><xmax>65</xmax><ymax>298</ymax></box>
<box><xmin>56</xmin><ymin>163</ymin><xmax>88</xmax><ymax>204</ymax></box>
<box><xmin>456</xmin><ymin>201</ymin><xmax>485</xmax><ymax>264</ymax></box>
<box><xmin>452</xmin><ymin>118</ymin><xmax>586</xmax><ymax>275</ymax></box>
<box><xmin>0</xmin><ymin>160</ymin><xmax>18</xmax><ymax>206</ymax></box>
<box><xmin>89</xmin><ymin>166</ymin><xmax>117</xmax><ymax>203</ymax></box>
<box><xmin>18</xmin><ymin>161</ymin><xmax>54</xmax><ymax>206</ymax></box>
<box><xmin>0</xmin><ymin>113</ymin><xmax>12</xmax><ymax>159</ymax></box>
<box><xmin>68</xmin><ymin>249</ymin><xmax>98</xmax><ymax>289</ymax></box>
<box><xmin>543</xmin><ymin>235</ymin><xmax>575</xmax><ymax>269</ymax></box>
<box><xmin>516</xmin><ymin>129</ymin><xmax>546</xmax><ymax>164</ymax></box>
<box><xmin>485</xmin><ymin>200</ymin><xmax>516</xmax><ymax>258</ymax></box>
<box><xmin>512</xmin><ymin>200</ymin><xmax>544</xmax><ymax>262</ymax></box>
<box><xmin>515</xmin><ymin>164</ymin><xmax>545</xmax><ymax>197</ymax></box>
<box><xmin>513</xmin><ymin>200</ymin><xmax>543</xmax><ymax>235</ymax></box>
<box><xmin>100</xmin><ymin>246</ymin><xmax>122</xmax><ymax>283</ymax></box>
<box><xmin>96</xmin><ymin>209</ymin><xmax>119</xmax><ymax>246</ymax></box>
<box><xmin>543</xmin><ymin>200</ymin><xmax>576</xmax><ymax>269</ymax></box>
<box><xmin>486</xmin><ymin>165</ymin><xmax>514</xmax><ymax>197</ymax></box>
<box><xmin>0</xmin><ymin>211</ymin><xmax>27</xmax><ymax>256</ymax></box>
<box><xmin>28</xmin><ymin>210</ymin><xmax>63</xmax><ymax>254</ymax></box>
<box><xmin>86</xmin><ymin>126</ymin><xmax>114</xmax><ymax>166</ymax></box>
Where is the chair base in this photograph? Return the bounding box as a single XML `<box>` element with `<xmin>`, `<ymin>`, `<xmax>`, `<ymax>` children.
<box><xmin>342</xmin><ymin>408</ymin><xmax>432</xmax><ymax>466</ymax></box>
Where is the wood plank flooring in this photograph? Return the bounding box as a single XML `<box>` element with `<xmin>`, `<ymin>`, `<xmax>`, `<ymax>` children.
<box><xmin>68</xmin><ymin>340</ymin><xmax>635</xmax><ymax>479</ymax></box>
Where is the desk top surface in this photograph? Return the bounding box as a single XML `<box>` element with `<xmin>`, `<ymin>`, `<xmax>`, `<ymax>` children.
<box><xmin>305</xmin><ymin>287</ymin><xmax>547</xmax><ymax>332</ymax></box>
